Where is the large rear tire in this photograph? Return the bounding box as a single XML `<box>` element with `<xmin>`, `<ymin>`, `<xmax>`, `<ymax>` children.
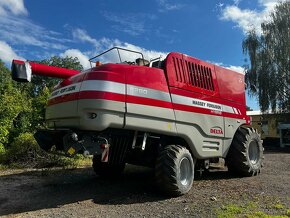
<box><xmin>155</xmin><ymin>145</ymin><xmax>194</xmax><ymax>196</ymax></box>
<box><xmin>226</xmin><ymin>126</ymin><xmax>263</xmax><ymax>176</ymax></box>
<box><xmin>92</xmin><ymin>155</ymin><xmax>125</xmax><ymax>177</ymax></box>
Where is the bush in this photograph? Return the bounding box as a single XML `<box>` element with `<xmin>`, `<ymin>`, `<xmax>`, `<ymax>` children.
<box><xmin>2</xmin><ymin>132</ymin><xmax>79</xmax><ymax>168</ymax></box>
<box><xmin>0</xmin><ymin>143</ymin><xmax>5</xmax><ymax>154</ymax></box>
<box><xmin>5</xmin><ymin>133</ymin><xmax>40</xmax><ymax>165</ymax></box>
<box><xmin>0</xmin><ymin>143</ymin><xmax>6</xmax><ymax>165</ymax></box>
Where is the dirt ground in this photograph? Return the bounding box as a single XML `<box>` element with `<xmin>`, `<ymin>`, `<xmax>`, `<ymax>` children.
<box><xmin>0</xmin><ymin>147</ymin><xmax>290</xmax><ymax>218</ymax></box>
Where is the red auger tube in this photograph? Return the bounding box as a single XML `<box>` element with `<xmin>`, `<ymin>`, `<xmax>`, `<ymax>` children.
<box><xmin>11</xmin><ymin>59</ymin><xmax>80</xmax><ymax>82</ymax></box>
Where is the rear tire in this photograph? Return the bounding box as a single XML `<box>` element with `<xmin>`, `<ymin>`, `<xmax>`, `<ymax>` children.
<box><xmin>226</xmin><ymin>126</ymin><xmax>263</xmax><ymax>176</ymax></box>
<box><xmin>92</xmin><ymin>155</ymin><xmax>125</xmax><ymax>177</ymax></box>
<box><xmin>155</xmin><ymin>145</ymin><xmax>194</xmax><ymax>196</ymax></box>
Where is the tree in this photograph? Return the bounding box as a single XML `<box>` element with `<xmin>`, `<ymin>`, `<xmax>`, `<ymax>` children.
<box><xmin>246</xmin><ymin>106</ymin><xmax>253</xmax><ymax>111</ymax></box>
<box><xmin>13</xmin><ymin>56</ymin><xmax>83</xmax><ymax>133</ymax></box>
<box><xmin>0</xmin><ymin>61</ymin><xmax>30</xmax><ymax>151</ymax></box>
<box><xmin>242</xmin><ymin>2</ymin><xmax>290</xmax><ymax>112</ymax></box>
<box><xmin>0</xmin><ymin>56</ymin><xmax>83</xmax><ymax>150</ymax></box>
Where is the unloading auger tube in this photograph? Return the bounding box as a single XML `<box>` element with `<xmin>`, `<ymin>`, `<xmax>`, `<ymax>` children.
<box><xmin>10</xmin><ymin>47</ymin><xmax>264</xmax><ymax>196</ymax></box>
<box><xmin>11</xmin><ymin>59</ymin><xmax>80</xmax><ymax>82</ymax></box>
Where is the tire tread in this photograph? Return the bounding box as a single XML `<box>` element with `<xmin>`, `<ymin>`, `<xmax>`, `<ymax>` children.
<box><xmin>226</xmin><ymin>126</ymin><xmax>263</xmax><ymax>176</ymax></box>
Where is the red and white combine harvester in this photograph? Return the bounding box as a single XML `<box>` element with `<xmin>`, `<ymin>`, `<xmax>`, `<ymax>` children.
<box><xmin>12</xmin><ymin>47</ymin><xmax>263</xmax><ymax>196</ymax></box>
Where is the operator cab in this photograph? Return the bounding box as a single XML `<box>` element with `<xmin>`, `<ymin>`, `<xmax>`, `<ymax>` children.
<box><xmin>89</xmin><ymin>47</ymin><xmax>165</xmax><ymax>69</ymax></box>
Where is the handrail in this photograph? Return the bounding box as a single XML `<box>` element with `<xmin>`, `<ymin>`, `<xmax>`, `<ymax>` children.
<box><xmin>89</xmin><ymin>47</ymin><xmax>145</xmax><ymax>67</ymax></box>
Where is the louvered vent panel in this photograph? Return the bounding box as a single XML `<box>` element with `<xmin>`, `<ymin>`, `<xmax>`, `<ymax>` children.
<box><xmin>172</xmin><ymin>56</ymin><xmax>214</xmax><ymax>91</ymax></box>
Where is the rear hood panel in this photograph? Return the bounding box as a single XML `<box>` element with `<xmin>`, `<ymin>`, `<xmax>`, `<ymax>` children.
<box><xmin>46</xmin><ymin>65</ymin><xmax>126</xmax><ymax>131</ymax></box>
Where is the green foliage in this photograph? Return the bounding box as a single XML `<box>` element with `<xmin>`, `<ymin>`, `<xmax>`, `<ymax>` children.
<box><xmin>217</xmin><ymin>204</ymin><xmax>243</xmax><ymax>218</ymax></box>
<box><xmin>216</xmin><ymin>200</ymin><xmax>289</xmax><ymax>218</ymax></box>
<box><xmin>3</xmin><ymin>132</ymin><xmax>40</xmax><ymax>166</ymax></box>
<box><xmin>247</xmin><ymin>212</ymin><xmax>287</xmax><ymax>218</ymax></box>
<box><xmin>273</xmin><ymin>203</ymin><xmax>284</xmax><ymax>210</ymax></box>
<box><xmin>40</xmin><ymin>56</ymin><xmax>83</xmax><ymax>71</ymax></box>
<box><xmin>0</xmin><ymin>55</ymin><xmax>83</xmax><ymax>168</ymax></box>
<box><xmin>12</xmin><ymin>56</ymin><xmax>84</xmax><ymax>134</ymax></box>
<box><xmin>246</xmin><ymin>105</ymin><xmax>253</xmax><ymax>111</ymax></box>
<box><xmin>1</xmin><ymin>132</ymin><xmax>80</xmax><ymax>168</ymax></box>
<box><xmin>0</xmin><ymin>144</ymin><xmax>5</xmax><ymax>154</ymax></box>
<box><xmin>0</xmin><ymin>60</ymin><xmax>30</xmax><ymax>148</ymax></box>
<box><xmin>243</xmin><ymin>2</ymin><xmax>290</xmax><ymax>112</ymax></box>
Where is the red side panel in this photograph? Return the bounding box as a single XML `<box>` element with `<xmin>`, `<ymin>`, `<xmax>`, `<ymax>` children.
<box><xmin>126</xmin><ymin>66</ymin><xmax>169</xmax><ymax>92</ymax></box>
<box><xmin>48</xmin><ymin>63</ymin><xmax>171</xmax><ymax>108</ymax></box>
<box><xmin>214</xmin><ymin>65</ymin><xmax>245</xmax><ymax>104</ymax></box>
<box><xmin>126</xmin><ymin>65</ymin><xmax>172</xmax><ymax>109</ymax></box>
<box><xmin>164</xmin><ymin>52</ymin><xmax>248</xmax><ymax>119</ymax></box>
<box><xmin>48</xmin><ymin>64</ymin><xmax>127</xmax><ymax>106</ymax></box>
<box><xmin>84</xmin><ymin>69</ymin><xmax>125</xmax><ymax>83</ymax></box>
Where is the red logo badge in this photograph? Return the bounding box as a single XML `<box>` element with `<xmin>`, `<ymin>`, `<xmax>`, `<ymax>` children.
<box><xmin>210</xmin><ymin>127</ymin><xmax>223</xmax><ymax>135</ymax></box>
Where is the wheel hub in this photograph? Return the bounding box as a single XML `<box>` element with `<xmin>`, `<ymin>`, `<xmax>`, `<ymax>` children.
<box><xmin>180</xmin><ymin>157</ymin><xmax>193</xmax><ymax>186</ymax></box>
<box><xmin>249</xmin><ymin>140</ymin><xmax>260</xmax><ymax>164</ymax></box>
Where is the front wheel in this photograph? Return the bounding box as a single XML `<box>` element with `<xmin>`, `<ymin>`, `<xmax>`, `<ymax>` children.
<box><xmin>155</xmin><ymin>145</ymin><xmax>194</xmax><ymax>196</ymax></box>
<box><xmin>226</xmin><ymin>126</ymin><xmax>263</xmax><ymax>176</ymax></box>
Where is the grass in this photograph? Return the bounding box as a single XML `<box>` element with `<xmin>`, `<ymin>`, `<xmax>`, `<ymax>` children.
<box><xmin>0</xmin><ymin>153</ymin><xmax>92</xmax><ymax>170</ymax></box>
<box><xmin>0</xmin><ymin>164</ymin><xmax>8</xmax><ymax>170</ymax></box>
<box><xmin>74</xmin><ymin>155</ymin><xmax>92</xmax><ymax>167</ymax></box>
<box><xmin>273</xmin><ymin>203</ymin><xmax>284</xmax><ymax>210</ymax></box>
<box><xmin>0</xmin><ymin>133</ymin><xmax>94</xmax><ymax>170</ymax></box>
<box><xmin>217</xmin><ymin>204</ymin><xmax>243</xmax><ymax>218</ymax></box>
<box><xmin>216</xmin><ymin>200</ymin><xmax>290</xmax><ymax>218</ymax></box>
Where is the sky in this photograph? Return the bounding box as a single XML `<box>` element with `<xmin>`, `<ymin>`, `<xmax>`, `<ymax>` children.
<box><xmin>0</xmin><ymin>0</ymin><xmax>287</xmax><ymax>110</ymax></box>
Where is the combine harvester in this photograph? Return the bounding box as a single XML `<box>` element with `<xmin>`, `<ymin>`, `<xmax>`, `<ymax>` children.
<box><xmin>12</xmin><ymin>47</ymin><xmax>263</xmax><ymax>196</ymax></box>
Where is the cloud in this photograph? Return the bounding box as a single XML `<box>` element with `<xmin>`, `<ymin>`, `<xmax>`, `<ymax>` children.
<box><xmin>62</xmin><ymin>42</ymin><xmax>167</xmax><ymax>70</ymax></box>
<box><xmin>72</xmin><ymin>28</ymin><xmax>99</xmax><ymax>47</ymax></box>
<box><xmin>156</xmin><ymin>0</ymin><xmax>185</xmax><ymax>12</ymax></box>
<box><xmin>220</xmin><ymin>0</ymin><xmax>288</xmax><ymax>34</ymax></box>
<box><xmin>66</xmin><ymin>29</ymin><xmax>168</xmax><ymax>69</ymax></box>
<box><xmin>0</xmin><ymin>0</ymin><xmax>27</xmax><ymax>16</ymax></box>
<box><xmin>117</xmin><ymin>42</ymin><xmax>168</xmax><ymax>61</ymax></box>
<box><xmin>0</xmin><ymin>40</ymin><xmax>24</xmax><ymax>63</ymax></box>
<box><xmin>233</xmin><ymin>0</ymin><xmax>241</xmax><ymax>6</ymax></box>
<box><xmin>0</xmin><ymin>1</ymin><xmax>169</xmax><ymax>69</ymax></box>
<box><xmin>65</xmin><ymin>34</ymin><xmax>244</xmax><ymax>76</ymax></box>
<box><xmin>226</xmin><ymin>65</ymin><xmax>245</xmax><ymax>74</ymax></box>
<box><xmin>93</xmin><ymin>40</ymin><xmax>167</xmax><ymax>64</ymax></box>
<box><xmin>0</xmin><ymin>16</ymin><xmax>69</xmax><ymax>50</ymax></box>
<box><xmin>0</xmin><ymin>0</ymin><xmax>70</xmax><ymax>57</ymax></box>
<box><xmin>0</xmin><ymin>0</ymin><xmax>67</xmax><ymax>65</ymax></box>
<box><xmin>208</xmin><ymin>60</ymin><xmax>245</xmax><ymax>74</ymax></box>
<box><xmin>221</xmin><ymin>6</ymin><xmax>261</xmax><ymax>33</ymax></box>
<box><xmin>61</xmin><ymin>49</ymin><xmax>91</xmax><ymax>69</ymax></box>
<box><xmin>71</xmin><ymin>27</ymin><xmax>168</xmax><ymax>63</ymax></box>
<box><xmin>72</xmin><ymin>28</ymin><xmax>169</xmax><ymax>60</ymax></box>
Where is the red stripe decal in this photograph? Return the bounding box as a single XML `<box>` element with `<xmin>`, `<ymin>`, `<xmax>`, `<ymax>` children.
<box><xmin>48</xmin><ymin>91</ymin><xmax>125</xmax><ymax>106</ymax></box>
<box><xmin>48</xmin><ymin>91</ymin><xmax>172</xmax><ymax>109</ymax></box>
<box><xmin>78</xmin><ymin>91</ymin><xmax>125</xmax><ymax>102</ymax></box>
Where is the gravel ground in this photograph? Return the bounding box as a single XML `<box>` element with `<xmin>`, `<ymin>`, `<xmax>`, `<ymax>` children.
<box><xmin>0</xmin><ymin>147</ymin><xmax>289</xmax><ymax>218</ymax></box>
